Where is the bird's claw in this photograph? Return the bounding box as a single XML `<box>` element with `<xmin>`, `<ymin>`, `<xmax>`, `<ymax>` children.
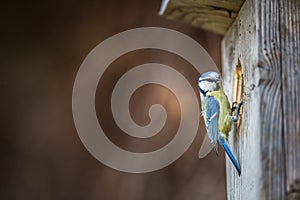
<box><xmin>231</xmin><ymin>101</ymin><xmax>243</xmax><ymax>122</ymax></box>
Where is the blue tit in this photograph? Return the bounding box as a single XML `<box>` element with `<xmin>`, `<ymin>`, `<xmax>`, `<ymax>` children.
<box><xmin>198</xmin><ymin>71</ymin><xmax>242</xmax><ymax>176</ymax></box>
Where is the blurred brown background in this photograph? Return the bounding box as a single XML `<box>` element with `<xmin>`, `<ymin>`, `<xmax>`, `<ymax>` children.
<box><xmin>1</xmin><ymin>0</ymin><xmax>226</xmax><ymax>199</ymax></box>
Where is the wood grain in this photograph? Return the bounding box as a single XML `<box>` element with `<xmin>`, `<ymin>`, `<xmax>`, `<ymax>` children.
<box><xmin>222</xmin><ymin>0</ymin><xmax>300</xmax><ymax>199</ymax></box>
<box><xmin>280</xmin><ymin>0</ymin><xmax>300</xmax><ymax>196</ymax></box>
<box><xmin>222</xmin><ymin>0</ymin><xmax>262</xmax><ymax>199</ymax></box>
<box><xmin>159</xmin><ymin>0</ymin><xmax>245</xmax><ymax>35</ymax></box>
<box><xmin>257</xmin><ymin>1</ymin><xmax>286</xmax><ymax>199</ymax></box>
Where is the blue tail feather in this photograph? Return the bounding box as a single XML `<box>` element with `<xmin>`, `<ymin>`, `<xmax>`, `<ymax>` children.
<box><xmin>218</xmin><ymin>138</ymin><xmax>241</xmax><ymax>176</ymax></box>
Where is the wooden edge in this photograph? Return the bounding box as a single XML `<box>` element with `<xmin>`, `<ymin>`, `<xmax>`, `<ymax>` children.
<box><xmin>159</xmin><ymin>0</ymin><xmax>245</xmax><ymax>35</ymax></box>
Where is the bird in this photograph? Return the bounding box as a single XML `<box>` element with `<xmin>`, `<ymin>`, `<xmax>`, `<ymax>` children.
<box><xmin>198</xmin><ymin>71</ymin><xmax>242</xmax><ymax>176</ymax></box>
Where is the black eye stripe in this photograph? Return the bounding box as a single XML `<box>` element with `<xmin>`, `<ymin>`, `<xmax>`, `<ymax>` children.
<box><xmin>198</xmin><ymin>78</ymin><xmax>218</xmax><ymax>83</ymax></box>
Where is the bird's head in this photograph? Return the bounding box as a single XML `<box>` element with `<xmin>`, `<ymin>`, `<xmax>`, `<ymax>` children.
<box><xmin>198</xmin><ymin>71</ymin><xmax>221</xmax><ymax>95</ymax></box>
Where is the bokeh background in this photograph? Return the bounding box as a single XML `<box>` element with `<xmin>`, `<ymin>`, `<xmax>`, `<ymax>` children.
<box><xmin>2</xmin><ymin>0</ymin><xmax>226</xmax><ymax>199</ymax></box>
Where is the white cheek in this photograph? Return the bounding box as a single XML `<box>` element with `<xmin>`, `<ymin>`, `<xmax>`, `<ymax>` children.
<box><xmin>199</xmin><ymin>81</ymin><xmax>214</xmax><ymax>91</ymax></box>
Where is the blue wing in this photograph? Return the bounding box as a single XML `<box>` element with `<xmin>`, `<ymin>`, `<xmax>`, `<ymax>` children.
<box><xmin>206</xmin><ymin>96</ymin><xmax>220</xmax><ymax>147</ymax></box>
<box><xmin>203</xmin><ymin>96</ymin><xmax>220</xmax><ymax>145</ymax></box>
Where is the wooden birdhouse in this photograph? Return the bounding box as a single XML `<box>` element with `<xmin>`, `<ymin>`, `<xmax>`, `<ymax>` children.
<box><xmin>160</xmin><ymin>0</ymin><xmax>300</xmax><ymax>199</ymax></box>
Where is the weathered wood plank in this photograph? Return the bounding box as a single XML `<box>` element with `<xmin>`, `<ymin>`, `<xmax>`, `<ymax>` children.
<box><xmin>257</xmin><ymin>1</ymin><xmax>286</xmax><ymax>199</ymax></box>
<box><xmin>223</xmin><ymin>0</ymin><xmax>300</xmax><ymax>199</ymax></box>
<box><xmin>159</xmin><ymin>0</ymin><xmax>245</xmax><ymax>35</ymax></box>
<box><xmin>222</xmin><ymin>0</ymin><xmax>263</xmax><ymax>199</ymax></box>
<box><xmin>280</xmin><ymin>0</ymin><xmax>300</xmax><ymax>198</ymax></box>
